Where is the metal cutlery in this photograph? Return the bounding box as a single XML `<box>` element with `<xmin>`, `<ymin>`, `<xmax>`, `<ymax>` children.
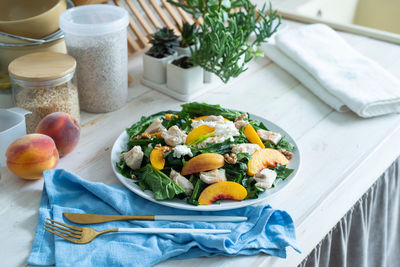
<box><xmin>44</xmin><ymin>219</ymin><xmax>230</xmax><ymax>244</ymax></box>
<box><xmin>63</xmin><ymin>212</ymin><xmax>247</xmax><ymax>224</ymax></box>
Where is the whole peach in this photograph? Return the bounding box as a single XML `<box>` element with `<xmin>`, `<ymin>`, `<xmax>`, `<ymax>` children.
<box><xmin>35</xmin><ymin>112</ymin><xmax>80</xmax><ymax>157</ymax></box>
<box><xmin>6</xmin><ymin>134</ymin><xmax>59</xmax><ymax>180</ymax></box>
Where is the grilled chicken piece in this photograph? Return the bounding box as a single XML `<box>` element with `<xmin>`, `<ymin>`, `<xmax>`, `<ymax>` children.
<box><xmin>170</xmin><ymin>169</ymin><xmax>193</xmax><ymax>195</ymax></box>
<box><xmin>121</xmin><ymin>146</ymin><xmax>143</xmax><ymax>170</ymax></box>
<box><xmin>161</xmin><ymin>125</ymin><xmax>187</xmax><ymax>146</ymax></box>
<box><xmin>254</xmin><ymin>168</ymin><xmax>277</xmax><ymax>189</ymax></box>
<box><xmin>199</xmin><ymin>169</ymin><xmax>227</xmax><ymax>184</ymax></box>
<box><xmin>144</xmin><ymin>118</ymin><xmax>165</xmax><ymax>134</ymax></box>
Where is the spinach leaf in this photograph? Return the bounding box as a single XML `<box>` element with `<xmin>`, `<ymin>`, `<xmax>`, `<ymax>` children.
<box><xmin>126</xmin><ymin>110</ymin><xmax>178</xmax><ymax>138</ymax></box>
<box><xmin>127</xmin><ymin>137</ymin><xmax>165</xmax><ymax>148</ymax></box>
<box><xmin>241</xmin><ymin>176</ymin><xmax>264</xmax><ymax>199</ymax></box>
<box><xmin>276</xmin><ymin>138</ymin><xmax>295</xmax><ymax>152</ymax></box>
<box><xmin>252</xmin><ymin>121</ymin><xmax>270</xmax><ymax>131</ymax></box>
<box><xmin>187</xmin><ymin>176</ymin><xmax>207</xmax><ymax>205</ymax></box>
<box><xmin>246</xmin><ymin>184</ymin><xmax>265</xmax><ymax>199</ymax></box>
<box><xmin>236</xmin><ymin>152</ymin><xmax>252</xmax><ymax>162</ymax></box>
<box><xmin>181</xmin><ymin>102</ymin><xmax>242</xmax><ymax>120</ymax></box>
<box><xmin>137</xmin><ymin>164</ymin><xmax>187</xmax><ymax>200</ymax></box>
<box><xmin>162</xmin><ymin>112</ymin><xmax>193</xmax><ymax>132</ymax></box>
<box><xmin>116</xmin><ymin>160</ymin><xmax>135</xmax><ymax>178</ymax></box>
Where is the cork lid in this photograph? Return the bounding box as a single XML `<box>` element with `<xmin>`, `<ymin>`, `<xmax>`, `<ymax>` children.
<box><xmin>8</xmin><ymin>52</ymin><xmax>76</xmax><ymax>82</ymax></box>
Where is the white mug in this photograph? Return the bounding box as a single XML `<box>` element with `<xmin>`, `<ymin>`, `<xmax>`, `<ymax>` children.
<box><xmin>0</xmin><ymin>107</ymin><xmax>30</xmax><ymax>167</ymax></box>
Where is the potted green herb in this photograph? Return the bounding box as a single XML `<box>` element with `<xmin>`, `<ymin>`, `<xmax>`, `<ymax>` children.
<box><xmin>143</xmin><ymin>27</ymin><xmax>179</xmax><ymax>84</ymax></box>
<box><xmin>167</xmin><ymin>0</ymin><xmax>281</xmax><ymax>83</ymax></box>
<box><xmin>176</xmin><ymin>22</ymin><xmax>197</xmax><ymax>56</ymax></box>
<box><xmin>166</xmin><ymin>55</ymin><xmax>203</xmax><ymax>94</ymax></box>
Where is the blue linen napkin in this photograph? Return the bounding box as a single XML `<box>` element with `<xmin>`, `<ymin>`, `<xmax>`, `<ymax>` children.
<box><xmin>28</xmin><ymin>169</ymin><xmax>300</xmax><ymax>267</ymax></box>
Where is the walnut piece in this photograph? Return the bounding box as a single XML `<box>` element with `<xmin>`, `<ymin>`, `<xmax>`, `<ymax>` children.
<box><xmin>234</xmin><ymin>113</ymin><xmax>248</xmax><ymax>122</ymax></box>
<box><xmin>234</xmin><ymin>120</ymin><xmax>249</xmax><ymax>129</ymax></box>
<box><xmin>224</xmin><ymin>153</ymin><xmax>237</xmax><ymax>164</ymax></box>
<box><xmin>133</xmin><ymin>132</ymin><xmax>152</xmax><ymax>140</ymax></box>
<box><xmin>278</xmin><ymin>149</ymin><xmax>294</xmax><ymax>160</ymax></box>
<box><xmin>154</xmin><ymin>143</ymin><xmax>162</xmax><ymax>149</ymax></box>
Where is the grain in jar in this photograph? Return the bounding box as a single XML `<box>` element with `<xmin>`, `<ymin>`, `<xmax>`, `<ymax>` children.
<box><xmin>60</xmin><ymin>5</ymin><xmax>129</xmax><ymax>113</ymax></box>
<box><xmin>8</xmin><ymin>52</ymin><xmax>80</xmax><ymax>133</ymax></box>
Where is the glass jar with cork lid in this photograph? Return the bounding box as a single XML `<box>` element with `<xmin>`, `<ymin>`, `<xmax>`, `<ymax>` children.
<box><xmin>8</xmin><ymin>52</ymin><xmax>80</xmax><ymax>133</ymax></box>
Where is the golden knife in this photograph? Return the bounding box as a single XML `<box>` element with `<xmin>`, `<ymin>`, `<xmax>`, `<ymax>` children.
<box><xmin>63</xmin><ymin>213</ymin><xmax>247</xmax><ymax>224</ymax></box>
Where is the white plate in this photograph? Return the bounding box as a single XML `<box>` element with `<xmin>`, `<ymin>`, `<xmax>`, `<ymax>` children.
<box><xmin>111</xmin><ymin>114</ymin><xmax>301</xmax><ymax>211</ymax></box>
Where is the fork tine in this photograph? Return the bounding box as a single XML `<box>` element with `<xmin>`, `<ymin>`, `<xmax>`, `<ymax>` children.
<box><xmin>44</xmin><ymin>221</ymin><xmax>82</xmax><ymax>235</ymax></box>
<box><xmin>44</xmin><ymin>227</ymin><xmax>79</xmax><ymax>243</ymax></box>
<box><xmin>46</xmin><ymin>218</ymin><xmax>82</xmax><ymax>231</ymax></box>
<box><xmin>44</xmin><ymin>223</ymin><xmax>81</xmax><ymax>238</ymax></box>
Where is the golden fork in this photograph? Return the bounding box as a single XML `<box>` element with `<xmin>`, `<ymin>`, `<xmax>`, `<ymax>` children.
<box><xmin>44</xmin><ymin>218</ymin><xmax>230</xmax><ymax>244</ymax></box>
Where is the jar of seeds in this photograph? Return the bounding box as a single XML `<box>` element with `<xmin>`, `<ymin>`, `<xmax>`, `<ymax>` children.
<box><xmin>8</xmin><ymin>52</ymin><xmax>80</xmax><ymax>133</ymax></box>
<box><xmin>60</xmin><ymin>5</ymin><xmax>129</xmax><ymax>113</ymax></box>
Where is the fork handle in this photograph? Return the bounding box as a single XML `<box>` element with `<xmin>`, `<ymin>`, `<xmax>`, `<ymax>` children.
<box><xmin>63</xmin><ymin>213</ymin><xmax>154</xmax><ymax>224</ymax></box>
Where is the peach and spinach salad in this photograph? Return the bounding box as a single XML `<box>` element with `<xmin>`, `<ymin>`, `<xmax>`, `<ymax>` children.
<box><xmin>116</xmin><ymin>102</ymin><xmax>295</xmax><ymax>205</ymax></box>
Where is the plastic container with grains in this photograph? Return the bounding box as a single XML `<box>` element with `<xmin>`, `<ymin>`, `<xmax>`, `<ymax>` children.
<box><xmin>60</xmin><ymin>5</ymin><xmax>129</xmax><ymax>113</ymax></box>
<box><xmin>8</xmin><ymin>52</ymin><xmax>80</xmax><ymax>133</ymax></box>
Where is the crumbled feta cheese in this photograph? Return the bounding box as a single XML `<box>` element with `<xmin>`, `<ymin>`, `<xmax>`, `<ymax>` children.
<box><xmin>120</xmin><ymin>146</ymin><xmax>143</xmax><ymax>170</ymax></box>
<box><xmin>199</xmin><ymin>169</ymin><xmax>227</xmax><ymax>184</ymax></box>
<box><xmin>257</xmin><ymin>129</ymin><xmax>282</xmax><ymax>145</ymax></box>
<box><xmin>254</xmin><ymin>168</ymin><xmax>277</xmax><ymax>189</ymax></box>
<box><xmin>231</xmin><ymin>143</ymin><xmax>261</xmax><ymax>155</ymax></box>
<box><xmin>191</xmin><ymin>117</ymin><xmax>239</xmax><ymax>147</ymax></box>
<box><xmin>172</xmin><ymin>145</ymin><xmax>193</xmax><ymax>158</ymax></box>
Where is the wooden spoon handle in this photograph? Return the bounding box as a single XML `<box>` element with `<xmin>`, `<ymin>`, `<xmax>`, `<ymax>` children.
<box><xmin>63</xmin><ymin>213</ymin><xmax>155</xmax><ymax>224</ymax></box>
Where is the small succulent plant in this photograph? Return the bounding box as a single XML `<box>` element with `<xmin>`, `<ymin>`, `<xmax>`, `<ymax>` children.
<box><xmin>178</xmin><ymin>22</ymin><xmax>197</xmax><ymax>48</ymax></box>
<box><xmin>146</xmin><ymin>27</ymin><xmax>179</xmax><ymax>58</ymax></box>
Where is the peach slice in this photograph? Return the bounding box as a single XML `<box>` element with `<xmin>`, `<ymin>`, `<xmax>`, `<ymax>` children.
<box><xmin>150</xmin><ymin>132</ymin><xmax>162</xmax><ymax>138</ymax></box>
<box><xmin>6</xmin><ymin>134</ymin><xmax>59</xmax><ymax>180</ymax></box>
<box><xmin>243</xmin><ymin>124</ymin><xmax>265</xmax><ymax>149</ymax></box>
<box><xmin>198</xmin><ymin>181</ymin><xmax>248</xmax><ymax>205</ymax></box>
<box><xmin>185</xmin><ymin>125</ymin><xmax>216</xmax><ymax>145</ymax></box>
<box><xmin>192</xmin><ymin>115</ymin><xmax>230</xmax><ymax>121</ymax></box>
<box><xmin>181</xmin><ymin>153</ymin><xmax>224</xmax><ymax>175</ymax></box>
<box><xmin>150</xmin><ymin>146</ymin><xmax>172</xmax><ymax>170</ymax></box>
<box><xmin>247</xmin><ymin>148</ymin><xmax>290</xmax><ymax>176</ymax></box>
<box><xmin>165</xmin><ymin>114</ymin><xmax>178</xmax><ymax>120</ymax></box>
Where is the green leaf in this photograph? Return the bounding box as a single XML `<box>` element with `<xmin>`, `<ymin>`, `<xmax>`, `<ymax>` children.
<box><xmin>276</xmin><ymin>138</ymin><xmax>295</xmax><ymax>152</ymax></box>
<box><xmin>273</xmin><ymin>164</ymin><xmax>294</xmax><ymax>180</ymax></box>
<box><xmin>236</xmin><ymin>152</ymin><xmax>252</xmax><ymax>162</ymax></box>
<box><xmin>190</xmin><ymin>131</ymin><xmax>216</xmax><ymax>145</ymax></box>
<box><xmin>187</xmin><ymin>176</ymin><xmax>207</xmax><ymax>205</ymax></box>
<box><xmin>138</xmin><ymin>164</ymin><xmax>187</xmax><ymax>200</ymax></box>
<box><xmin>181</xmin><ymin>102</ymin><xmax>242</xmax><ymax>120</ymax></box>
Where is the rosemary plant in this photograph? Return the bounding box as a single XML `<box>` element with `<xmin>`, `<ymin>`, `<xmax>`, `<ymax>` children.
<box><xmin>167</xmin><ymin>0</ymin><xmax>281</xmax><ymax>83</ymax></box>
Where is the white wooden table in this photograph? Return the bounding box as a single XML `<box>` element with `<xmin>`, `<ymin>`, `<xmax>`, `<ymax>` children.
<box><xmin>1</xmin><ymin>20</ymin><xmax>400</xmax><ymax>266</ymax></box>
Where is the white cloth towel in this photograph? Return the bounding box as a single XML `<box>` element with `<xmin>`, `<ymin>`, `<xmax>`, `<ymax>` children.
<box><xmin>262</xmin><ymin>24</ymin><xmax>400</xmax><ymax>117</ymax></box>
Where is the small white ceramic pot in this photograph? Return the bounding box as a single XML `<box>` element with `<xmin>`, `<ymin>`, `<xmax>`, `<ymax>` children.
<box><xmin>167</xmin><ymin>56</ymin><xmax>204</xmax><ymax>94</ymax></box>
<box><xmin>143</xmin><ymin>51</ymin><xmax>177</xmax><ymax>84</ymax></box>
<box><xmin>176</xmin><ymin>44</ymin><xmax>195</xmax><ymax>56</ymax></box>
<box><xmin>203</xmin><ymin>70</ymin><xmax>218</xmax><ymax>83</ymax></box>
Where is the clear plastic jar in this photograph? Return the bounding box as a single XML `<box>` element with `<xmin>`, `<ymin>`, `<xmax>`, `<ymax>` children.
<box><xmin>60</xmin><ymin>5</ymin><xmax>129</xmax><ymax>113</ymax></box>
<box><xmin>8</xmin><ymin>52</ymin><xmax>80</xmax><ymax>133</ymax></box>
